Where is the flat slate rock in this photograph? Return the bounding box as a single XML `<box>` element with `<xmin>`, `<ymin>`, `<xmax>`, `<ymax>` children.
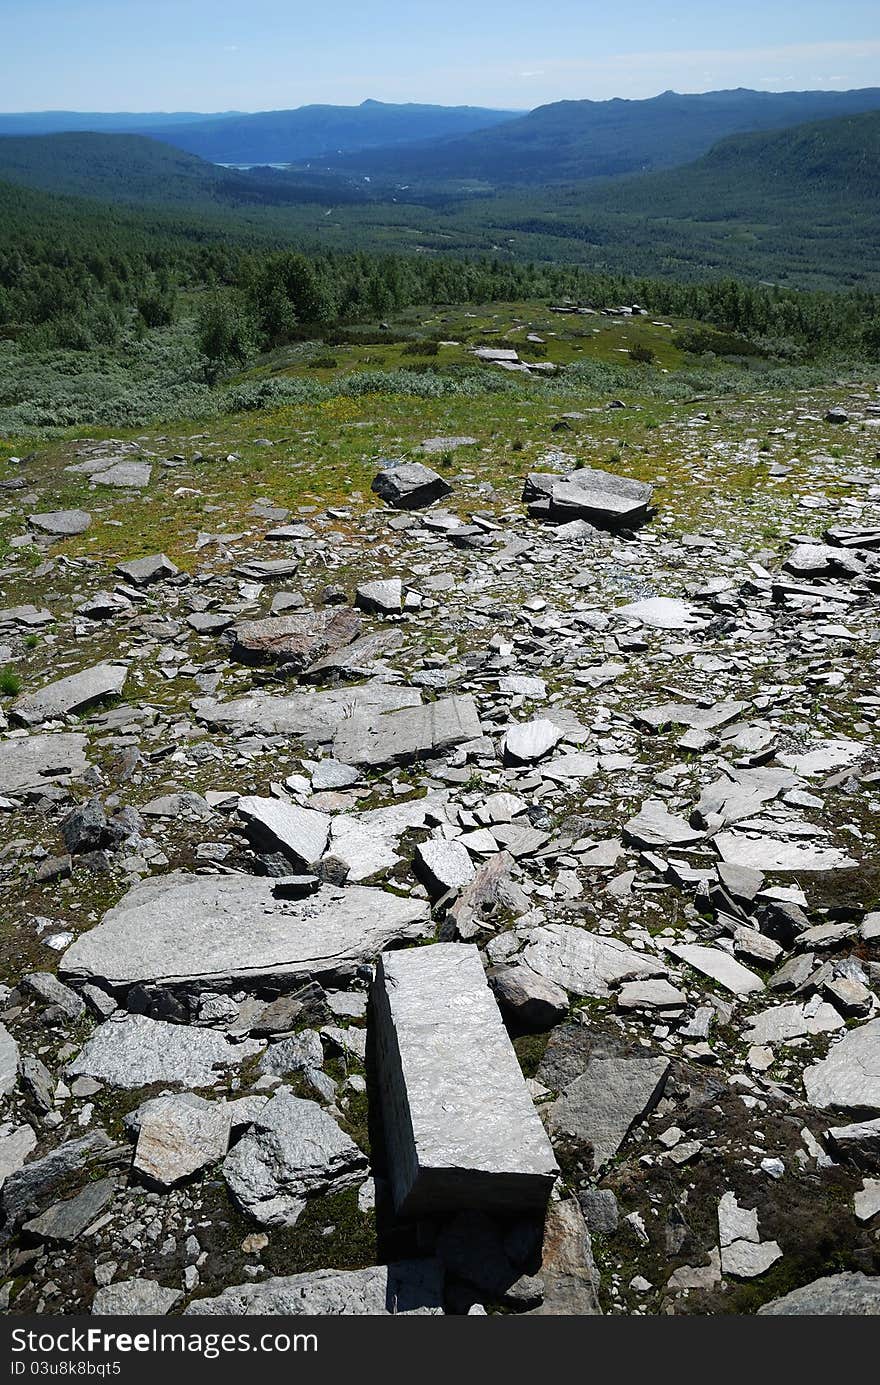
<box><xmin>522</xmin><ymin>923</ymin><xmax>666</xmax><ymax>998</ymax></box>
<box><xmin>90</xmin><ymin>461</ymin><xmax>151</xmax><ymax>488</ymax></box>
<box><xmin>713</xmin><ymin>831</ymin><xmax>857</xmax><ymax>873</ymax></box>
<box><xmin>0</xmin><ymin>732</ymin><xmax>89</xmax><ymax>796</ymax></box>
<box><xmin>634</xmin><ymin>700</ymin><xmax>746</xmax><ymax>732</ymax></box>
<box><xmin>332</xmin><ymin>694</ymin><xmax>482</xmax><ymax>768</ymax></box>
<box><xmin>550</xmin><ymin>1057</ymin><xmax>670</xmax><ymax>1171</ymax></box>
<box><xmin>27</xmin><ymin>510</ymin><xmax>91</xmax><ymax>536</ymax></box>
<box><xmin>803</xmin><ymin>1020</ymin><xmax>880</xmax><ymax>1114</ymax></box>
<box><xmin>230</xmin><ymin>608</ymin><xmax>361</xmax><ymax>669</ymax></box>
<box><xmin>0</xmin><ymin>1023</ymin><xmax>19</xmax><ymax>1097</ymax></box>
<box><xmin>12</xmin><ymin>663</ymin><xmax>127</xmax><ymax>727</ymax></box>
<box><xmin>371</xmin><ymin>462</ymin><xmax>452</xmax><ymax>510</ymax></box>
<box><xmin>669</xmin><ymin>943</ymin><xmax>764</xmax><ymax>997</ymax></box>
<box><xmin>60</xmin><ymin>872</ymin><xmax>431</xmax><ymax>990</ymax></box>
<box><xmin>372</xmin><ymin>943</ymin><xmax>558</xmax><ymax>1215</ymax></box>
<box><xmin>92</xmin><ymin>1279</ymin><xmax>182</xmax><ymax>1315</ymax></box>
<box><xmin>524</xmin><ymin>466</ymin><xmax>653</xmax><ymax>528</ymax></box>
<box><xmin>69</xmin><ymin>1014</ymin><xmax>263</xmax><ymax>1090</ymax></box>
<box><xmin>186</xmin><ymin>1260</ymin><xmax>444</xmax><ymax>1315</ymax></box>
<box><xmin>303</xmin><ymin>628</ymin><xmax>404</xmax><ymax>682</ymax></box>
<box><xmin>223</xmin><ymin>1091</ymin><xmax>367</xmax><ymax>1226</ymax></box>
<box><xmin>758</xmin><ymin>1272</ymin><xmax>880</xmax><ymax>1315</ymax></box>
<box><xmin>193</xmin><ymin>680</ymin><xmax>420</xmax><ymax>739</ymax></box>
<box><xmin>503</xmin><ymin>718</ymin><xmax>564</xmax><ymax>765</ymax></box>
<box><xmin>617</xmin><ymin>597</ymin><xmax>697</xmax><ymax>629</ymax></box>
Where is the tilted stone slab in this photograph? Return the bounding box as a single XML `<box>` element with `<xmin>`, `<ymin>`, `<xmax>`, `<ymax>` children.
<box><xmin>193</xmin><ymin>680</ymin><xmax>420</xmax><ymax>739</ymax></box>
<box><xmin>60</xmin><ymin>872</ymin><xmax>431</xmax><ymax>991</ymax></box>
<box><xmin>186</xmin><ymin>1260</ymin><xmax>444</xmax><ymax>1315</ymax></box>
<box><xmin>0</xmin><ymin>734</ymin><xmax>88</xmax><ymax>795</ymax></box>
<box><xmin>371</xmin><ymin>462</ymin><xmax>452</xmax><ymax>510</ymax></box>
<box><xmin>237</xmin><ymin>796</ymin><xmax>330</xmax><ymax>869</ymax></box>
<box><xmin>12</xmin><ymin>663</ymin><xmax>127</xmax><ymax>727</ymax></box>
<box><xmin>333</xmin><ymin>694</ymin><xmax>482</xmax><ymax>768</ymax></box>
<box><xmin>372</xmin><ymin>943</ymin><xmax>558</xmax><ymax>1215</ymax></box>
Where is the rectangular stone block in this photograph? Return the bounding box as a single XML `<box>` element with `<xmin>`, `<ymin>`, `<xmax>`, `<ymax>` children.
<box><xmin>372</xmin><ymin>943</ymin><xmax>558</xmax><ymax>1215</ymax></box>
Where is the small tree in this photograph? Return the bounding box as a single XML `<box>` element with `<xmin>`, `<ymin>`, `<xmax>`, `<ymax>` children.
<box><xmin>197</xmin><ymin>292</ymin><xmax>256</xmax><ymax>381</ymax></box>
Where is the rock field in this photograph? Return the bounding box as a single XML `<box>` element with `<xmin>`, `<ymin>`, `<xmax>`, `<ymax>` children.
<box><xmin>0</xmin><ymin>388</ymin><xmax>879</xmax><ymax>1316</ymax></box>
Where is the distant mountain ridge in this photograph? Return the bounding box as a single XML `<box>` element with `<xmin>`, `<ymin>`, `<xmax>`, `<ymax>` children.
<box><xmin>0</xmin><ymin>100</ymin><xmax>519</xmax><ymax>164</ymax></box>
<box><xmin>317</xmin><ymin>86</ymin><xmax>880</xmax><ymax>184</ymax></box>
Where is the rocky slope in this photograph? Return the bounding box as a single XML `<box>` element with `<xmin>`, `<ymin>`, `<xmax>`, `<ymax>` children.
<box><xmin>0</xmin><ymin>386</ymin><xmax>878</xmax><ymax>1316</ymax></box>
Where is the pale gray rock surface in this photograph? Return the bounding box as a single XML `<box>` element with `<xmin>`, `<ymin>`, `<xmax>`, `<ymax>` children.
<box><xmin>222</xmin><ymin>1091</ymin><xmax>367</xmax><ymax>1226</ymax></box>
<box><xmin>186</xmin><ymin>1260</ymin><xmax>444</xmax><ymax>1315</ymax></box>
<box><xmin>237</xmin><ymin>796</ymin><xmax>331</xmax><ymax>869</ymax></box>
<box><xmin>0</xmin><ymin>1023</ymin><xmax>19</xmax><ymax>1096</ymax></box>
<box><xmin>92</xmin><ymin>1279</ymin><xmax>182</xmax><ymax>1315</ymax></box>
<box><xmin>61</xmin><ymin>872</ymin><xmax>430</xmax><ymax>990</ymax></box>
<box><xmin>713</xmin><ymin>832</ymin><xmax>857</xmax><ymax>872</ymax></box>
<box><xmin>69</xmin><ymin>1015</ymin><xmax>262</xmax><ymax>1089</ymax></box>
<box><xmin>193</xmin><ymin>681</ymin><xmax>420</xmax><ymax>739</ymax></box>
<box><xmin>373</xmin><ymin>943</ymin><xmax>558</xmax><ymax>1214</ymax></box>
<box><xmin>758</xmin><ymin>1272</ymin><xmax>880</xmax><ymax>1315</ymax></box>
<box><xmin>550</xmin><ymin>1057</ymin><xmax>670</xmax><ymax>1170</ymax></box>
<box><xmin>12</xmin><ymin>663</ymin><xmax>127</xmax><ymax>727</ymax></box>
<box><xmin>502</xmin><ymin>718</ymin><xmax>564</xmax><ymax>765</ymax></box>
<box><xmin>0</xmin><ymin>733</ymin><xmax>88</xmax><ymax>794</ymax></box>
<box><xmin>134</xmin><ymin>1094</ymin><xmax>232</xmax><ymax>1187</ymax></box>
<box><xmin>670</xmin><ymin>943</ymin><xmax>764</xmax><ymax>997</ymax></box>
<box><xmin>803</xmin><ymin>1021</ymin><xmax>880</xmax><ymax>1114</ymax></box>
<box><xmin>332</xmin><ymin>694</ymin><xmax>482</xmax><ymax>768</ymax></box>
<box><xmin>28</xmin><ymin>510</ymin><xmax>91</xmax><ymax>536</ymax></box>
<box><xmin>371</xmin><ymin>462</ymin><xmax>452</xmax><ymax>510</ymax></box>
<box><xmin>115</xmin><ymin>553</ymin><xmax>178</xmax><ymax>585</ymax></box>
<box><xmin>523</xmin><ymin>923</ymin><xmax>666</xmax><ymax>998</ymax></box>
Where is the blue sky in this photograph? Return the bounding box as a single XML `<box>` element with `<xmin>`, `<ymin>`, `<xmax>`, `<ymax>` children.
<box><xmin>2</xmin><ymin>0</ymin><xmax>879</xmax><ymax>111</ymax></box>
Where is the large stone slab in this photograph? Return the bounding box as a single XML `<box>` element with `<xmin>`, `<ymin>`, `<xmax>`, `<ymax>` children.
<box><xmin>0</xmin><ymin>1023</ymin><xmax>19</xmax><ymax>1096</ymax></box>
<box><xmin>60</xmin><ymin>872</ymin><xmax>431</xmax><ymax>991</ymax></box>
<box><xmin>372</xmin><ymin>943</ymin><xmax>558</xmax><ymax>1215</ymax></box>
<box><xmin>222</xmin><ymin>1091</ymin><xmax>367</xmax><ymax>1226</ymax></box>
<box><xmin>550</xmin><ymin>1057</ymin><xmax>670</xmax><ymax>1171</ymax></box>
<box><xmin>69</xmin><ymin>1015</ymin><xmax>262</xmax><ymax>1089</ymax></box>
<box><xmin>803</xmin><ymin>1020</ymin><xmax>880</xmax><ymax>1115</ymax></box>
<box><xmin>371</xmin><ymin>462</ymin><xmax>452</xmax><ymax>510</ymax></box>
<box><xmin>28</xmin><ymin>510</ymin><xmax>91</xmax><ymax>537</ymax></box>
<box><xmin>12</xmin><ymin>663</ymin><xmax>127</xmax><ymax>727</ymax></box>
<box><xmin>713</xmin><ymin>831</ymin><xmax>857</xmax><ymax>872</ymax></box>
<box><xmin>523</xmin><ymin>467</ymin><xmax>653</xmax><ymax>528</ymax></box>
<box><xmin>186</xmin><ymin>1260</ymin><xmax>444</xmax><ymax>1315</ymax></box>
<box><xmin>91</xmin><ymin>461</ymin><xmax>151</xmax><ymax>488</ymax></box>
<box><xmin>332</xmin><ymin>695</ymin><xmax>482</xmax><ymax>769</ymax></box>
<box><xmin>133</xmin><ymin>1094</ymin><xmax>232</xmax><ymax>1187</ymax></box>
<box><xmin>237</xmin><ymin>796</ymin><xmax>330</xmax><ymax>869</ymax></box>
<box><xmin>230</xmin><ymin>608</ymin><xmax>361</xmax><ymax>670</ymax></box>
<box><xmin>522</xmin><ymin>923</ymin><xmax>666</xmax><ymax>999</ymax></box>
<box><xmin>669</xmin><ymin>943</ymin><xmax>764</xmax><ymax>997</ymax></box>
<box><xmin>193</xmin><ymin>681</ymin><xmax>420</xmax><ymax>740</ymax></box>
